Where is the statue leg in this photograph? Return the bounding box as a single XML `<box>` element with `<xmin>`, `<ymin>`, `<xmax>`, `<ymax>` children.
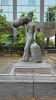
<box><xmin>11</xmin><ymin>25</ymin><xmax>17</xmax><ymax>42</ymax></box>
<box><xmin>13</xmin><ymin>27</ymin><xmax>17</xmax><ymax>42</ymax></box>
<box><xmin>20</xmin><ymin>39</ymin><xmax>33</xmax><ymax>62</ymax></box>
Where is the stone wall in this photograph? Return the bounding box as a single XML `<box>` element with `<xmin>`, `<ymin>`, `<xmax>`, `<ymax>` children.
<box><xmin>0</xmin><ymin>82</ymin><xmax>56</xmax><ymax>99</ymax></box>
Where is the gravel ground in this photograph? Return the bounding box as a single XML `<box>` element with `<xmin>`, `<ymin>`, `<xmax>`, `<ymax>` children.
<box><xmin>0</xmin><ymin>54</ymin><xmax>20</xmax><ymax>69</ymax></box>
<box><xmin>43</xmin><ymin>53</ymin><xmax>56</xmax><ymax>62</ymax></box>
<box><xmin>0</xmin><ymin>53</ymin><xmax>56</xmax><ymax>68</ymax></box>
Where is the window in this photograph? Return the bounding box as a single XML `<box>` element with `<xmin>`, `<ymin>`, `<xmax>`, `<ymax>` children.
<box><xmin>1</xmin><ymin>0</ymin><xmax>13</xmax><ymax>5</ymax></box>
<box><xmin>0</xmin><ymin>0</ymin><xmax>1</xmax><ymax>5</ymax></box>
<box><xmin>28</xmin><ymin>0</ymin><xmax>36</xmax><ymax>5</ymax></box>
<box><xmin>1</xmin><ymin>6</ymin><xmax>9</xmax><ymax>12</ymax></box>
<box><xmin>8</xmin><ymin>6</ymin><xmax>13</xmax><ymax>12</ymax></box>
<box><xmin>17</xmin><ymin>12</ymin><xmax>22</xmax><ymax>19</ymax></box>
<box><xmin>1</xmin><ymin>0</ymin><xmax>8</xmax><ymax>5</ymax></box>
<box><xmin>22</xmin><ymin>0</ymin><xmax>28</xmax><ymax>5</ymax></box>
<box><xmin>17</xmin><ymin>6</ymin><xmax>21</xmax><ymax>12</ymax></box>
<box><xmin>0</xmin><ymin>0</ymin><xmax>41</xmax><ymax>22</ymax></box>
<box><xmin>36</xmin><ymin>13</ymin><xmax>40</xmax><ymax>22</ymax></box>
<box><xmin>0</xmin><ymin>0</ymin><xmax>13</xmax><ymax>21</ymax></box>
<box><xmin>44</xmin><ymin>0</ymin><xmax>56</xmax><ymax>22</ymax></box>
<box><xmin>8</xmin><ymin>13</ymin><xmax>13</xmax><ymax>21</ymax></box>
<box><xmin>17</xmin><ymin>0</ymin><xmax>40</xmax><ymax>21</ymax></box>
<box><xmin>28</xmin><ymin>6</ymin><xmax>36</xmax><ymax>11</ymax></box>
<box><xmin>17</xmin><ymin>0</ymin><xmax>22</xmax><ymax>5</ymax></box>
<box><xmin>21</xmin><ymin>6</ymin><xmax>28</xmax><ymax>12</ymax></box>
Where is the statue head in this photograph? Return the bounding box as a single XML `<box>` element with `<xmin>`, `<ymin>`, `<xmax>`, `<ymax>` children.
<box><xmin>37</xmin><ymin>28</ymin><xmax>40</xmax><ymax>32</ymax></box>
<box><xmin>27</xmin><ymin>11</ymin><xmax>33</xmax><ymax>22</ymax></box>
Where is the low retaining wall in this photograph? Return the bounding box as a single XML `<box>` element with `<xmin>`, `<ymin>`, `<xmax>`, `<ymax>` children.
<box><xmin>0</xmin><ymin>78</ymin><xmax>56</xmax><ymax>99</ymax></box>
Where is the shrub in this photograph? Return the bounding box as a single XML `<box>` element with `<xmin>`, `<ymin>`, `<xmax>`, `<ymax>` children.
<box><xmin>13</xmin><ymin>27</ymin><xmax>26</xmax><ymax>47</ymax></box>
<box><xmin>35</xmin><ymin>32</ymin><xmax>44</xmax><ymax>45</ymax></box>
<box><xmin>0</xmin><ymin>9</ymin><xmax>11</xmax><ymax>46</ymax></box>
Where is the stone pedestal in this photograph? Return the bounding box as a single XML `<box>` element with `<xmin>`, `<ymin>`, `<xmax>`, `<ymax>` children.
<box><xmin>0</xmin><ymin>60</ymin><xmax>56</xmax><ymax>99</ymax></box>
<box><xmin>30</xmin><ymin>43</ymin><xmax>42</xmax><ymax>63</ymax></box>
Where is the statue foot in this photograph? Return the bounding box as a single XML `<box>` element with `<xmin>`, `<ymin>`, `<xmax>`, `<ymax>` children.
<box><xmin>19</xmin><ymin>57</ymin><xmax>28</xmax><ymax>62</ymax></box>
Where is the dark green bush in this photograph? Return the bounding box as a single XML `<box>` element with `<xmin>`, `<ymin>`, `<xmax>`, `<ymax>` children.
<box><xmin>13</xmin><ymin>27</ymin><xmax>26</xmax><ymax>47</ymax></box>
<box><xmin>0</xmin><ymin>9</ymin><xmax>11</xmax><ymax>46</ymax></box>
<box><xmin>35</xmin><ymin>32</ymin><xmax>44</xmax><ymax>45</ymax></box>
<box><xmin>44</xmin><ymin>39</ymin><xmax>54</xmax><ymax>47</ymax></box>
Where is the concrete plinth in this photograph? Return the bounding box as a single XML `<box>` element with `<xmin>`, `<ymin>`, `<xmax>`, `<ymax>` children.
<box><xmin>0</xmin><ymin>60</ymin><xmax>56</xmax><ymax>99</ymax></box>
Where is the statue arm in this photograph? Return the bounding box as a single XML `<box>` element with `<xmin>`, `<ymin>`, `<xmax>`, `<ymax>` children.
<box><xmin>11</xmin><ymin>16</ymin><xmax>29</xmax><ymax>28</ymax></box>
<box><xmin>33</xmin><ymin>24</ymin><xmax>37</xmax><ymax>41</ymax></box>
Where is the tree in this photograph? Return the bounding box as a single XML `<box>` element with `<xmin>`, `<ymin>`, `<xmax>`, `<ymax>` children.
<box><xmin>0</xmin><ymin>9</ymin><xmax>11</xmax><ymax>46</ymax></box>
<box><xmin>0</xmin><ymin>9</ymin><xmax>10</xmax><ymax>28</ymax></box>
<box><xmin>45</xmin><ymin>6</ymin><xmax>56</xmax><ymax>21</ymax></box>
